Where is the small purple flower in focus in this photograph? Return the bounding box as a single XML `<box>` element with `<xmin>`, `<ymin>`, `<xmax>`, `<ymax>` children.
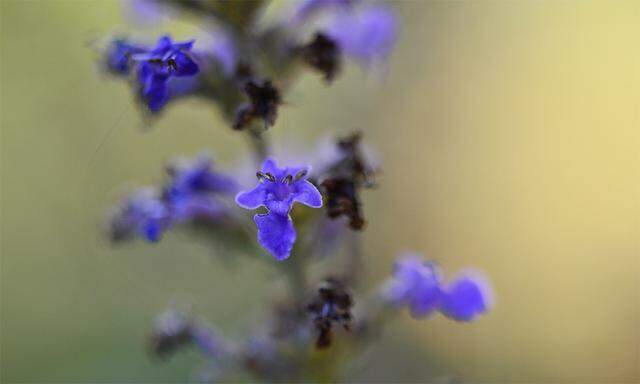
<box><xmin>326</xmin><ymin>5</ymin><xmax>397</xmax><ymax>67</ymax></box>
<box><xmin>236</xmin><ymin>157</ymin><xmax>323</xmax><ymax>260</ymax></box>
<box><xmin>385</xmin><ymin>254</ymin><xmax>493</xmax><ymax>321</ymax></box>
<box><xmin>133</xmin><ymin>35</ymin><xmax>199</xmax><ymax>111</ymax></box>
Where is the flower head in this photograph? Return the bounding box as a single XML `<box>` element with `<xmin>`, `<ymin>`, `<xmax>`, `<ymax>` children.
<box><xmin>384</xmin><ymin>253</ymin><xmax>493</xmax><ymax>321</ymax></box>
<box><xmin>236</xmin><ymin>157</ymin><xmax>322</xmax><ymax>260</ymax></box>
<box><xmin>440</xmin><ymin>272</ymin><xmax>493</xmax><ymax>321</ymax></box>
<box><xmin>163</xmin><ymin>155</ymin><xmax>238</xmax><ymax>222</ymax></box>
<box><xmin>109</xmin><ymin>154</ymin><xmax>236</xmax><ymax>243</ymax></box>
<box><xmin>133</xmin><ymin>35</ymin><xmax>200</xmax><ymax>111</ymax></box>
<box><xmin>385</xmin><ymin>255</ymin><xmax>443</xmax><ymax>317</ymax></box>
<box><xmin>109</xmin><ymin>188</ymin><xmax>170</xmax><ymax>242</ymax></box>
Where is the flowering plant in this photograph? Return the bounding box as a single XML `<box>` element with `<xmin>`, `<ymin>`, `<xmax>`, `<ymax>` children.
<box><xmin>99</xmin><ymin>1</ymin><xmax>493</xmax><ymax>381</ymax></box>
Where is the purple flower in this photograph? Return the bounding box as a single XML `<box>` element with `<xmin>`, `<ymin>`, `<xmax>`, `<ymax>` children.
<box><xmin>109</xmin><ymin>188</ymin><xmax>170</xmax><ymax>242</ymax></box>
<box><xmin>210</xmin><ymin>31</ymin><xmax>237</xmax><ymax>76</ymax></box>
<box><xmin>163</xmin><ymin>155</ymin><xmax>238</xmax><ymax>222</ymax></box>
<box><xmin>235</xmin><ymin>158</ymin><xmax>323</xmax><ymax>260</ymax></box>
<box><xmin>385</xmin><ymin>255</ymin><xmax>443</xmax><ymax>318</ymax></box>
<box><xmin>385</xmin><ymin>254</ymin><xmax>493</xmax><ymax>321</ymax></box>
<box><xmin>326</xmin><ymin>5</ymin><xmax>397</xmax><ymax>67</ymax></box>
<box><xmin>109</xmin><ymin>155</ymin><xmax>237</xmax><ymax>243</ymax></box>
<box><xmin>440</xmin><ymin>272</ymin><xmax>493</xmax><ymax>321</ymax></box>
<box><xmin>133</xmin><ymin>35</ymin><xmax>199</xmax><ymax>111</ymax></box>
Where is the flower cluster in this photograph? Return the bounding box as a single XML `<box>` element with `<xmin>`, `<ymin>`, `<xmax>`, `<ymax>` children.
<box><xmin>98</xmin><ymin>1</ymin><xmax>494</xmax><ymax>382</ymax></box>
<box><xmin>101</xmin><ymin>0</ymin><xmax>397</xmax><ymax>126</ymax></box>
<box><xmin>109</xmin><ymin>155</ymin><xmax>236</xmax><ymax>242</ymax></box>
<box><xmin>384</xmin><ymin>254</ymin><xmax>493</xmax><ymax>321</ymax></box>
<box><xmin>107</xmin><ymin>35</ymin><xmax>200</xmax><ymax>111</ymax></box>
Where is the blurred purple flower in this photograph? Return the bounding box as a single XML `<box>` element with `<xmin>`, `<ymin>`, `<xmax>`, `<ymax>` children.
<box><xmin>385</xmin><ymin>254</ymin><xmax>443</xmax><ymax>317</ymax></box>
<box><xmin>326</xmin><ymin>5</ymin><xmax>397</xmax><ymax>67</ymax></box>
<box><xmin>385</xmin><ymin>253</ymin><xmax>493</xmax><ymax>321</ymax></box>
<box><xmin>163</xmin><ymin>155</ymin><xmax>238</xmax><ymax>222</ymax></box>
<box><xmin>440</xmin><ymin>272</ymin><xmax>494</xmax><ymax>321</ymax></box>
<box><xmin>110</xmin><ymin>155</ymin><xmax>236</xmax><ymax>243</ymax></box>
<box><xmin>236</xmin><ymin>157</ymin><xmax>322</xmax><ymax>260</ymax></box>
<box><xmin>133</xmin><ymin>35</ymin><xmax>199</xmax><ymax>111</ymax></box>
<box><xmin>110</xmin><ymin>188</ymin><xmax>170</xmax><ymax>242</ymax></box>
<box><xmin>210</xmin><ymin>31</ymin><xmax>237</xmax><ymax>75</ymax></box>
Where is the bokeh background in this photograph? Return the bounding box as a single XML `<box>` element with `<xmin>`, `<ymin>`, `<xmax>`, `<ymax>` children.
<box><xmin>2</xmin><ymin>0</ymin><xmax>639</xmax><ymax>382</ymax></box>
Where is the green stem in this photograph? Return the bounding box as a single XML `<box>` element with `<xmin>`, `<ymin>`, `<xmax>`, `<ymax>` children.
<box><xmin>281</xmin><ymin>245</ymin><xmax>307</xmax><ymax>304</ymax></box>
<box><xmin>247</xmin><ymin>127</ymin><xmax>270</xmax><ymax>165</ymax></box>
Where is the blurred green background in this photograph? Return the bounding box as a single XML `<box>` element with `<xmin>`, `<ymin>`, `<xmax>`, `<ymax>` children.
<box><xmin>2</xmin><ymin>0</ymin><xmax>639</xmax><ymax>382</ymax></box>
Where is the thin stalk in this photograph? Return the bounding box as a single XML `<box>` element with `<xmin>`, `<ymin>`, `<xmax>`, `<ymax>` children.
<box><xmin>246</xmin><ymin>128</ymin><xmax>270</xmax><ymax>165</ymax></box>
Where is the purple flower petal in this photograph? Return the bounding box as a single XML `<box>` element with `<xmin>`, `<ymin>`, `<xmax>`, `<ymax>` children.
<box><xmin>211</xmin><ymin>32</ymin><xmax>237</xmax><ymax>75</ymax></box>
<box><xmin>261</xmin><ymin>157</ymin><xmax>280</xmax><ymax>176</ymax></box>
<box><xmin>265</xmin><ymin>198</ymin><xmax>293</xmax><ymax>216</ymax></box>
<box><xmin>254</xmin><ymin>213</ymin><xmax>296</xmax><ymax>260</ymax></box>
<box><xmin>327</xmin><ymin>5</ymin><xmax>398</xmax><ymax>66</ymax></box>
<box><xmin>409</xmin><ymin>283</ymin><xmax>443</xmax><ymax>318</ymax></box>
<box><xmin>236</xmin><ymin>184</ymin><xmax>267</xmax><ymax>209</ymax></box>
<box><xmin>439</xmin><ymin>274</ymin><xmax>493</xmax><ymax>322</ymax></box>
<box><xmin>172</xmin><ymin>52</ymin><xmax>199</xmax><ymax>76</ymax></box>
<box><xmin>143</xmin><ymin>74</ymin><xmax>169</xmax><ymax>112</ymax></box>
<box><xmin>293</xmin><ymin>180</ymin><xmax>323</xmax><ymax>208</ymax></box>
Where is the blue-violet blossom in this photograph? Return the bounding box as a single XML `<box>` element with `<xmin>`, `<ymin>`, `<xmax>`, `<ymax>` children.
<box><xmin>110</xmin><ymin>156</ymin><xmax>236</xmax><ymax>243</ymax></box>
<box><xmin>385</xmin><ymin>254</ymin><xmax>492</xmax><ymax>321</ymax></box>
<box><xmin>110</xmin><ymin>187</ymin><xmax>169</xmax><ymax>242</ymax></box>
<box><xmin>133</xmin><ymin>35</ymin><xmax>200</xmax><ymax>111</ymax></box>
<box><xmin>163</xmin><ymin>155</ymin><xmax>238</xmax><ymax>222</ymax></box>
<box><xmin>235</xmin><ymin>158</ymin><xmax>323</xmax><ymax>260</ymax></box>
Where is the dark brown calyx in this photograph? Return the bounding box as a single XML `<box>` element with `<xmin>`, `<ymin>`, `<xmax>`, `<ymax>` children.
<box><xmin>233</xmin><ymin>79</ymin><xmax>282</xmax><ymax>130</ymax></box>
<box><xmin>300</xmin><ymin>32</ymin><xmax>342</xmax><ymax>83</ymax></box>
<box><xmin>320</xmin><ymin>132</ymin><xmax>377</xmax><ymax>230</ymax></box>
<box><xmin>307</xmin><ymin>278</ymin><xmax>354</xmax><ymax>349</ymax></box>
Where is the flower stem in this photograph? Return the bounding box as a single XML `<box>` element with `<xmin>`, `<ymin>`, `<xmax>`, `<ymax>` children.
<box><xmin>281</xmin><ymin>245</ymin><xmax>308</xmax><ymax>304</ymax></box>
<box><xmin>246</xmin><ymin>127</ymin><xmax>270</xmax><ymax>165</ymax></box>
